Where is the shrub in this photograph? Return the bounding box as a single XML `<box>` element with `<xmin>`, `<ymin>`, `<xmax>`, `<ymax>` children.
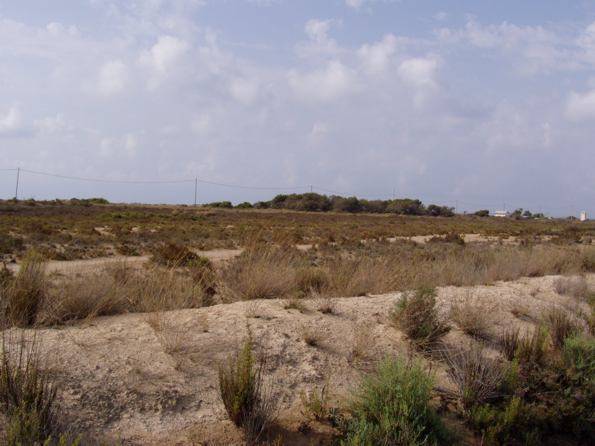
<box><xmin>562</xmin><ymin>334</ymin><xmax>594</xmax><ymax>375</ymax></box>
<box><xmin>218</xmin><ymin>335</ymin><xmax>276</xmax><ymax>443</ymax></box>
<box><xmin>0</xmin><ymin>333</ymin><xmax>58</xmax><ymax>444</ymax></box>
<box><xmin>4</xmin><ymin>251</ymin><xmax>47</xmax><ymax>327</ymax></box>
<box><xmin>151</xmin><ymin>242</ymin><xmax>199</xmax><ymax>267</ymax></box>
<box><xmin>553</xmin><ymin>276</ymin><xmax>589</xmax><ymax>299</ymax></box>
<box><xmin>391</xmin><ymin>288</ymin><xmax>450</xmax><ymax>348</ymax></box>
<box><xmin>339</xmin><ymin>357</ymin><xmax>450</xmax><ymax>446</ymax></box>
<box><xmin>544</xmin><ymin>307</ymin><xmax>580</xmax><ymax>350</ymax></box>
<box><xmin>443</xmin><ymin>344</ymin><xmax>504</xmax><ymax>410</ymax></box>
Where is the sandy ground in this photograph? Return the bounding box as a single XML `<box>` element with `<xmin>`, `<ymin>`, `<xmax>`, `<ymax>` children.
<box><xmin>5</xmin><ymin>273</ymin><xmax>592</xmax><ymax>445</ymax></box>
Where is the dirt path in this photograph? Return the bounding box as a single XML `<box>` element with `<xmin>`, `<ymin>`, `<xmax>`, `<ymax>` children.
<box><xmin>6</xmin><ymin>248</ymin><xmax>244</xmax><ymax>275</ymax></box>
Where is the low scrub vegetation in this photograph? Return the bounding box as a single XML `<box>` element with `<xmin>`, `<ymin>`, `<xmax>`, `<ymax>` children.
<box><xmin>218</xmin><ymin>334</ymin><xmax>277</xmax><ymax>444</ymax></box>
<box><xmin>0</xmin><ymin>333</ymin><xmax>58</xmax><ymax>444</ymax></box>
<box><xmin>390</xmin><ymin>287</ymin><xmax>450</xmax><ymax>348</ymax></box>
<box><xmin>2</xmin><ymin>251</ymin><xmax>47</xmax><ymax>327</ymax></box>
<box><xmin>339</xmin><ymin>357</ymin><xmax>450</xmax><ymax>445</ymax></box>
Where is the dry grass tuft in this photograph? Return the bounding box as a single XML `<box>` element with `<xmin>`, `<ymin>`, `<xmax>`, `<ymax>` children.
<box><xmin>283</xmin><ymin>297</ymin><xmax>307</xmax><ymax>313</ymax></box>
<box><xmin>443</xmin><ymin>343</ymin><xmax>504</xmax><ymax>410</ymax></box>
<box><xmin>0</xmin><ymin>332</ymin><xmax>58</xmax><ymax>444</ymax></box>
<box><xmin>219</xmin><ymin>245</ymin><xmax>298</xmax><ymax>302</ymax></box>
<box><xmin>350</xmin><ymin>323</ymin><xmax>374</xmax><ymax>361</ymax></box>
<box><xmin>41</xmin><ymin>265</ymin><xmax>206</xmax><ymax>325</ymax></box>
<box><xmin>449</xmin><ymin>293</ymin><xmax>494</xmax><ymax>340</ymax></box>
<box><xmin>145</xmin><ymin>312</ymin><xmax>190</xmax><ymax>355</ymax></box>
<box><xmin>301</xmin><ymin>325</ymin><xmax>323</xmax><ymax>347</ymax></box>
<box><xmin>300</xmin><ymin>378</ymin><xmax>332</xmax><ymax>422</ymax></box>
<box><xmin>498</xmin><ymin>327</ymin><xmax>521</xmax><ymax>361</ymax></box>
<box><xmin>316</xmin><ymin>295</ymin><xmax>336</xmax><ymax>315</ymax></box>
<box><xmin>553</xmin><ymin>276</ymin><xmax>590</xmax><ymax>299</ymax></box>
<box><xmin>3</xmin><ymin>252</ymin><xmax>47</xmax><ymax>327</ymax></box>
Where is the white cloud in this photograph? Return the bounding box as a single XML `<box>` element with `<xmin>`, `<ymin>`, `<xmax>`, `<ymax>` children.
<box><xmin>358</xmin><ymin>34</ymin><xmax>397</xmax><ymax>74</ymax></box>
<box><xmin>305</xmin><ymin>19</ymin><xmax>333</xmax><ymax>43</ymax></box>
<box><xmin>139</xmin><ymin>35</ymin><xmax>189</xmax><ymax>87</ymax></box>
<box><xmin>566</xmin><ymin>89</ymin><xmax>595</xmax><ymax>121</ymax></box>
<box><xmin>397</xmin><ymin>56</ymin><xmax>438</xmax><ymax>88</ymax></box>
<box><xmin>98</xmin><ymin>60</ymin><xmax>128</xmax><ymax>96</ymax></box>
<box><xmin>345</xmin><ymin>0</ymin><xmax>364</xmax><ymax>9</ymax></box>
<box><xmin>288</xmin><ymin>60</ymin><xmax>353</xmax><ymax>103</ymax></box>
<box><xmin>228</xmin><ymin>77</ymin><xmax>259</xmax><ymax>105</ymax></box>
<box><xmin>0</xmin><ymin>107</ymin><xmax>24</xmax><ymax>136</ymax></box>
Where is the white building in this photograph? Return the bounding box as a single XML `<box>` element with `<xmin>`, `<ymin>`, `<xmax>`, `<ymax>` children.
<box><xmin>494</xmin><ymin>210</ymin><xmax>509</xmax><ymax>218</ymax></box>
<box><xmin>580</xmin><ymin>211</ymin><xmax>588</xmax><ymax>222</ymax></box>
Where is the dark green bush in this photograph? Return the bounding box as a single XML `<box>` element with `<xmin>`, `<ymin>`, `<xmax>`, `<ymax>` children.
<box><xmin>339</xmin><ymin>357</ymin><xmax>450</xmax><ymax>445</ymax></box>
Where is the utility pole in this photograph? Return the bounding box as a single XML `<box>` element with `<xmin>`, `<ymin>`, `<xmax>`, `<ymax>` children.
<box><xmin>194</xmin><ymin>177</ymin><xmax>198</xmax><ymax>206</ymax></box>
<box><xmin>14</xmin><ymin>167</ymin><xmax>20</xmax><ymax>200</ymax></box>
<box><xmin>309</xmin><ymin>185</ymin><xmax>313</xmax><ymax>193</ymax></box>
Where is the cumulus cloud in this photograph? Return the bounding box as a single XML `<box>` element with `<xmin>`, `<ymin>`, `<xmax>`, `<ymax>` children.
<box><xmin>228</xmin><ymin>77</ymin><xmax>259</xmax><ymax>105</ymax></box>
<box><xmin>397</xmin><ymin>56</ymin><xmax>438</xmax><ymax>88</ymax></box>
<box><xmin>98</xmin><ymin>60</ymin><xmax>128</xmax><ymax>96</ymax></box>
<box><xmin>358</xmin><ymin>34</ymin><xmax>397</xmax><ymax>74</ymax></box>
<box><xmin>566</xmin><ymin>89</ymin><xmax>595</xmax><ymax>121</ymax></box>
<box><xmin>139</xmin><ymin>35</ymin><xmax>189</xmax><ymax>87</ymax></box>
<box><xmin>305</xmin><ymin>19</ymin><xmax>333</xmax><ymax>43</ymax></box>
<box><xmin>288</xmin><ymin>60</ymin><xmax>353</xmax><ymax>103</ymax></box>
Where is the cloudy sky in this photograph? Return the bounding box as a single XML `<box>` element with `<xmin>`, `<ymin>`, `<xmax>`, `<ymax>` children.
<box><xmin>0</xmin><ymin>0</ymin><xmax>594</xmax><ymax>215</ymax></box>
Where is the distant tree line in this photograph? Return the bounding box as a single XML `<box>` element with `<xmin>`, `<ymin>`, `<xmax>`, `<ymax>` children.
<box><xmin>205</xmin><ymin>193</ymin><xmax>455</xmax><ymax>216</ymax></box>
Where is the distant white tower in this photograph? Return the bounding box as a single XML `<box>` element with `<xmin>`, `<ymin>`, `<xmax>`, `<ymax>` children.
<box><xmin>580</xmin><ymin>211</ymin><xmax>588</xmax><ymax>222</ymax></box>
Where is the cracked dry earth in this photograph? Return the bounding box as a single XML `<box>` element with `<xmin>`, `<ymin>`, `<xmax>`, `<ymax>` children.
<box><xmin>7</xmin><ymin>273</ymin><xmax>593</xmax><ymax>445</ymax></box>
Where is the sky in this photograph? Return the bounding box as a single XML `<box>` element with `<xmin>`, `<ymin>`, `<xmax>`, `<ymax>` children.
<box><xmin>0</xmin><ymin>0</ymin><xmax>594</xmax><ymax>216</ymax></box>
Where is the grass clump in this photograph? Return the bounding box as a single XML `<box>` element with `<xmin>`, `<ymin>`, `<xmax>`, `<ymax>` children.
<box><xmin>553</xmin><ymin>276</ymin><xmax>590</xmax><ymax>299</ymax></box>
<box><xmin>4</xmin><ymin>251</ymin><xmax>47</xmax><ymax>327</ymax></box>
<box><xmin>339</xmin><ymin>357</ymin><xmax>450</xmax><ymax>446</ymax></box>
<box><xmin>0</xmin><ymin>333</ymin><xmax>58</xmax><ymax>444</ymax></box>
<box><xmin>218</xmin><ymin>334</ymin><xmax>276</xmax><ymax>444</ymax></box>
<box><xmin>443</xmin><ymin>344</ymin><xmax>504</xmax><ymax>410</ymax></box>
<box><xmin>300</xmin><ymin>381</ymin><xmax>331</xmax><ymax>422</ymax></box>
<box><xmin>391</xmin><ymin>287</ymin><xmax>449</xmax><ymax>348</ymax></box>
<box><xmin>543</xmin><ymin>307</ymin><xmax>580</xmax><ymax>350</ymax></box>
<box><xmin>219</xmin><ymin>245</ymin><xmax>298</xmax><ymax>301</ymax></box>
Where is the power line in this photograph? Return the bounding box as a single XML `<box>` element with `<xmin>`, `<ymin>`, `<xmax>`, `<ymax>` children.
<box><xmin>18</xmin><ymin>168</ymin><xmax>307</xmax><ymax>190</ymax></box>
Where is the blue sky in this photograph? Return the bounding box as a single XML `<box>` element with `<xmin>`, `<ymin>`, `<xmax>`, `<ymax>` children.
<box><xmin>0</xmin><ymin>0</ymin><xmax>594</xmax><ymax>216</ymax></box>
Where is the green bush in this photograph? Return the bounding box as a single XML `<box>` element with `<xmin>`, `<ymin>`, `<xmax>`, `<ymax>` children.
<box><xmin>218</xmin><ymin>335</ymin><xmax>276</xmax><ymax>443</ymax></box>
<box><xmin>339</xmin><ymin>357</ymin><xmax>450</xmax><ymax>446</ymax></box>
<box><xmin>391</xmin><ymin>288</ymin><xmax>450</xmax><ymax>348</ymax></box>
